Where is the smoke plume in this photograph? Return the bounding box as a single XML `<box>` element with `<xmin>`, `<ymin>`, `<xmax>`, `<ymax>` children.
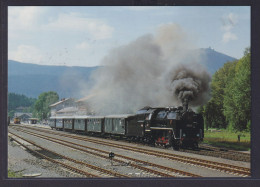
<box><xmin>167</xmin><ymin>64</ymin><xmax>211</xmax><ymax>106</ymax></box>
<box><xmin>85</xmin><ymin>23</ymin><xmax>211</xmax><ymax>115</ymax></box>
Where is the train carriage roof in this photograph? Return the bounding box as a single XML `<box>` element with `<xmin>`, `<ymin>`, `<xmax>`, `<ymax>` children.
<box><xmin>50</xmin><ymin>114</ymin><xmax>136</xmax><ymax>120</ymax></box>
<box><xmin>74</xmin><ymin>115</ymin><xmax>91</xmax><ymax>119</ymax></box>
<box><xmin>85</xmin><ymin>116</ymin><xmax>105</xmax><ymax>119</ymax></box>
<box><xmin>61</xmin><ymin>116</ymin><xmax>75</xmax><ymax>119</ymax></box>
<box><xmin>50</xmin><ymin>115</ymin><xmax>105</xmax><ymax>119</ymax></box>
<box><xmin>104</xmin><ymin>114</ymin><xmax>135</xmax><ymax>118</ymax></box>
<box><xmin>50</xmin><ymin>116</ymin><xmax>74</xmax><ymax>119</ymax></box>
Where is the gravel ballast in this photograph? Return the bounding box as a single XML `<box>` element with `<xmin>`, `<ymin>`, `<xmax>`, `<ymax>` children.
<box><xmin>8</xmin><ymin>124</ymin><xmax>251</xmax><ymax>178</ymax></box>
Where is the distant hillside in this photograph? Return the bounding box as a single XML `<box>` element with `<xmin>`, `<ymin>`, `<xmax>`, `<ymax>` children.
<box><xmin>8</xmin><ymin>49</ymin><xmax>237</xmax><ymax>98</ymax></box>
<box><xmin>199</xmin><ymin>48</ymin><xmax>237</xmax><ymax>74</ymax></box>
<box><xmin>8</xmin><ymin>60</ymin><xmax>98</xmax><ymax>98</ymax></box>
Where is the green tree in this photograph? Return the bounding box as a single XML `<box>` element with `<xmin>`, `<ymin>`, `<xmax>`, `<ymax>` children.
<box><xmin>8</xmin><ymin>93</ymin><xmax>36</xmax><ymax>118</ymax></box>
<box><xmin>203</xmin><ymin>99</ymin><xmax>225</xmax><ymax>129</ymax></box>
<box><xmin>8</xmin><ymin>110</ymin><xmax>15</xmax><ymax>119</ymax></box>
<box><xmin>33</xmin><ymin>91</ymin><xmax>59</xmax><ymax>120</ymax></box>
<box><xmin>205</xmin><ymin>61</ymin><xmax>237</xmax><ymax>129</ymax></box>
<box><xmin>223</xmin><ymin>48</ymin><xmax>251</xmax><ymax>131</ymax></box>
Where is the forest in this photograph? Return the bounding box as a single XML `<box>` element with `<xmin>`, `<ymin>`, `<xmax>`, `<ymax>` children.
<box><xmin>8</xmin><ymin>93</ymin><xmax>36</xmax><ymax>118</ymax></box>
<box><xmin>8</xmin><ymin>91</ymin><xmax>59</xmax><ymax>120</ymax></box>
<box><xmin>201</xmin><ymin>48</ymin><xmax>251</xmax><ymax>132</ymax></box>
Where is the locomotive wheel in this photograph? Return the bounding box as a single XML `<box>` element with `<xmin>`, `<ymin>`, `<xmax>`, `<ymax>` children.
<box><xmin>193</xmin><ymin>142</ymin><xmax>199</xmax><ymax>150</ymax></box>
<box><xmin>173</xmin><ymin>144</ymin><xmax>180</xmax><ymax>150</ymax></box>
<box><xmin>172</xmin><ymin>140</ymin><xmax>180</xmax><ymax>150</ymax></box>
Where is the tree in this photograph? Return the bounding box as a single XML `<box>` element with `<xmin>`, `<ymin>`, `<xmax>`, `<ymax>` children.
<box><xmin>8</xmin><ymin>93</ymin><xmax>36</xmax><ymax>118</ymax></box>
<box><xmin>203</xmin><ymin>99</ymin><xmax>226</xmax><ymax>129</ymax></box>
<box><xmin>33</xmin><ymin>91</ymin><xmax>59</xmax><ymax>120</ymax></box>
<box><xmin>201</xmin><ymin>47</ymin><xmax>250</xmax><ymax>132</ymax></box>
<box><xmin>8</xmin><ymin>93</ymin><xmax>36</xmax><ymax>112</ymax></box>
<box><xmin>204</xmin><ymin>61</ymin><xmax>237</xmax><ymax>129</ymax></box>
<box><xmin>223</xmin><ymin>48</ymin><xmax>251</xmax><ymax>131</ymax></box>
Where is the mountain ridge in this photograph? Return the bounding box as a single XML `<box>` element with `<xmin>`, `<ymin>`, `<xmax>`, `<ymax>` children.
<box><xmin>8</xmin><ymin>48</ymin><xmax>237</xmax><ymax>98</ymax></box>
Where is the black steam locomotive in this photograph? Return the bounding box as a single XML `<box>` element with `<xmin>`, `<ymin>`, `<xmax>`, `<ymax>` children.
<box><xmin>135</xmin><ymin>105</ymin><xmax>204</xmax><ymax>149</ymax></box>
<box><xmin>49</xmin><ymin>104</ymin><xmax>204</xmax><ymax>150</ymax></box>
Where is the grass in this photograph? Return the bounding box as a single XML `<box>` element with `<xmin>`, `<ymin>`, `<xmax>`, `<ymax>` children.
<box><xmin>8</xmin><ymin>169</ymin><xmax>23</xmax><ymax>178</ymax></box>
<box><xmin>203</xmin><ymin>129</ymin><xmax>251</xmax><ymax>151</ymax></box>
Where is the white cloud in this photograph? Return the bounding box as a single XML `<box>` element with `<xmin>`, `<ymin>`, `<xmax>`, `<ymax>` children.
<box><xmin>9</xmin><ymin>45</ymin><xmax>44</xmax><ymax>64</ymax></box>
<box><xmin>221</xmin><ymin>13</ymin><xmax>238</xmax><ymax>43</ymax></box>
<box><xmin>44</xmin><ymin>12</ymin><xmax>114</xmax><ymax>40</ymax></box>
<box><xmin>76</xmin><ymin>42</ymin><xmax>91</xmax><ymax>50</ymax></box>
<box><xmin>222</xmin><ymin>31</ymin><xmax>238</xmax><ymax>43</ymax></box>
<box><xmin>8</xmin><ymin>8</ymin><xmax>114</xmax><ymax>41</ymax></box>
<box><xmin>8</xmin><ymin>7</ymin><xmax>115</xmax><ymax>66</ymax></box>
<box><xmin>126</xmin><ymin>6</ymin><xmax>158</xmax><ymax>11</ymax></box>
<box><xmin>8</xmin><ymin>7</ymin><xmax>45</xmax><ymax>30</ymax></box>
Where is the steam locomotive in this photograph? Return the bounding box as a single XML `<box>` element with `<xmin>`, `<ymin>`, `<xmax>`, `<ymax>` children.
<box><xmin>49</xmin><ymin>104</ymin><xmax>204</xmax><ymax>150</ymax></box>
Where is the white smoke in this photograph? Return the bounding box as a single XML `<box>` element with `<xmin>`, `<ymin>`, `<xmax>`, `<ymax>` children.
<box><xmin>85</xmin><ymin>23</ymin><xmax>211</xmax><ymax>115</ymax></box>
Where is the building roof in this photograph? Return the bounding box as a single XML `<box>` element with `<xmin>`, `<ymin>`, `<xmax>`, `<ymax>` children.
<box><xmin>29</xmin><ymin>118</ymin><xmax>38</xmax><ymax>120</ymax></box>
<box><xmin>56</xmin><ymin>107</ymin><xmax>78</xmax><ymax>114</ymax></box>
<box><xmin>14</xmin><ymin>113</ymin><xmax>32</xmax><ymax>118</ymax></box>
<box><xmin>50</xmin><ymin>98</ymin><xmax>72</xmax><ymax>107</ymax></box>
<box><xmin>76</xmin><ymin>93</ymin><xmax>97</xmax><ymax>103</ymax></box>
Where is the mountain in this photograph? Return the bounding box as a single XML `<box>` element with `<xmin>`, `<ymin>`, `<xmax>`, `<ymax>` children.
<box><xmin>8</xmin><ymin>48</ymin><xmax>237</xmax><ymax>98</ymax></box>
<box><xmin>199</xmin><ymin>47</ymin><xmax>237</xmax><ymax>74</ymax></box>
<box><xmin>8</xmin><ymin>60</ymin><xmax>98</xmax><ymax>99</ymax></box>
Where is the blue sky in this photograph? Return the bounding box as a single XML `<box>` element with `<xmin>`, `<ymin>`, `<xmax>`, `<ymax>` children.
<box><xmin>8</xmin><ymin>6</ymin><xmax>250</xmax><ymax>67</ymax></box>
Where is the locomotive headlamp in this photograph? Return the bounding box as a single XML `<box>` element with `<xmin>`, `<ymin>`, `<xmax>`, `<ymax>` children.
<box><xmin>197</xmin><ymin>133</ymin><xmax>200</xmax><ymax>137</ymax></box>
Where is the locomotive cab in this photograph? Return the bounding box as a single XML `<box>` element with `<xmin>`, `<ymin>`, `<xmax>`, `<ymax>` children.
<box><xmin>148</xmin><ymin>107</ymin><xmax>179</xmax><ymax>147</ymax></box>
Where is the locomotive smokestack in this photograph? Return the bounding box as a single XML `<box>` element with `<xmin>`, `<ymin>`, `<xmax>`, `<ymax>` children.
<box><xmin>182</xmin><ymin>98</ymin><xmax>189</xmax><ymax>111</ymax></box>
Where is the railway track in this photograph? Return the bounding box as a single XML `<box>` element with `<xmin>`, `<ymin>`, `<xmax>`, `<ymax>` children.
<box><xmin>9</xmin><ymin>126</ymin><xmax>201</xmax><ymax>177</ymax></box>
<box><xmin>9</xmin><ymin>132</ymin><xmax>104</xmax><ymax>178</ymax></box>
<box><xmin>9</xmin><ymin>125</ymin><xmax>250</xmax><ymax>177</ymax></box>
<box><xmin>116</xmin><ymin>139</ymin><xmax>250</xmax><ymax>162</ymax></box>
<box><xmin>11</xmin><ymin>124</ymin><xmax>250</xmax><ymax>162</ymax></box>
<box><xmin>196</xmin><ymin>144</ymin><xmax>250</xmax><ymax>162</ymax></box>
